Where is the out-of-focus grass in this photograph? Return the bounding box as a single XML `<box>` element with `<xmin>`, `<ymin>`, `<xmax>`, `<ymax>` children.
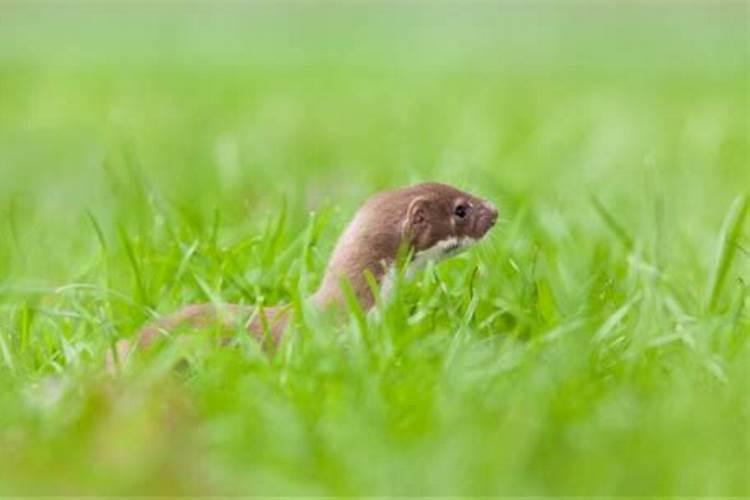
<box><xmin>0</xmin><ymin>2</ymin><xmax>748</xmax><ymax>496</ymax></box>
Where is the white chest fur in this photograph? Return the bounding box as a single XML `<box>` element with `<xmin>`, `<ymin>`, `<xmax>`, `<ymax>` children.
<box><xmin>379</xmin><ymin>236</ymin><xmax>477</xmax><ymax>302</ymax></box>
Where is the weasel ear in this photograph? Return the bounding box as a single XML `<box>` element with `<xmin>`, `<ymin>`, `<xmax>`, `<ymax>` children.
<box><xmin>404</xmin><ymin>196</ymin><xmax>429</xmax><ymax>235</ymax></box>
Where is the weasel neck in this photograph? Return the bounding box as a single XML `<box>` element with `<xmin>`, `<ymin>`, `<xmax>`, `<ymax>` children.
<box><xmin>311</xmin><ymin>211</ymin><xmax>403</xmax><ymax>313</ymax></box>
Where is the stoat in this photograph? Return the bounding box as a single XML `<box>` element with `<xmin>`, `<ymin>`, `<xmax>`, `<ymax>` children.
<box><xmin>108</xmin><ymin>182</ymin><xmax>497</xmax><ymax>370</ymax></box>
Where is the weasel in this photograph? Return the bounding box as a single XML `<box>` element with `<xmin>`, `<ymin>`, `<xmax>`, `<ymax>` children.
<box><xmin>108</xmin><ymin>182</ymin><xmax>497</xmax><ymax>370</ymax></box>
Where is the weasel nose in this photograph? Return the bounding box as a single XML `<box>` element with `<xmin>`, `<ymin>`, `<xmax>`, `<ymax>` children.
<box><xmin>475</xmin><ymin>200</ymin><xmax>498</xmax><ymax>236</ymax></box>
<box><xmin>483</xmin><ymin>201</ymin><xmax>498</xmax><ymax>225</ymax></box>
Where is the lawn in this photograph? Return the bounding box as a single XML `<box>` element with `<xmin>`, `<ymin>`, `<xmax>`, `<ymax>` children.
<box><xmin>0</xmin><ymin>2</ymin><xmax>748</xmax><ymax>495</ymax></box>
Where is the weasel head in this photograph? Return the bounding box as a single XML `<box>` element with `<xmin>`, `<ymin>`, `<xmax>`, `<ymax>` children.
<box><xmin>316</xmin><ymin>182</ymin><xmax>498</xmax><ymax>310</ymax></box>
<box><xmin>397</xmin><ymin>182</ymin><xmax>498</xmax><ymax>262</ymax></box>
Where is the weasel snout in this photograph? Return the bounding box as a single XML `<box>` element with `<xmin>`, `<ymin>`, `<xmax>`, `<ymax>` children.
<box><xmin>475</xmin><ymin>200</ymin><xmax>498</xmax><ymax>237</ymax></box>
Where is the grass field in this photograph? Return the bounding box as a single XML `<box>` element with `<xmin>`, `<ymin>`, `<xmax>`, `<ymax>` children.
<box><xmin>0</xmin><ymin>2</ymin><xmax>748</xmax><ymax>495</ymax></box>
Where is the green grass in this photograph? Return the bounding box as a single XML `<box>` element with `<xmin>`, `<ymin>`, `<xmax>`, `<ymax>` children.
<box><xmin>1</xmin><ymin>2</ymin><xmax>749</xmax><ymax>496</ymax></box>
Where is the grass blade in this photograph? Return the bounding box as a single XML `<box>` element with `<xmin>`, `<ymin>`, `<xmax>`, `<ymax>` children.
<box><xmin>592</xmin><ymin>292</ymin><xmax>642</xmax><ymax>343</ymax></box>
<box><xmin>85</xmin><ymin>210</ymin><xmax>108</xmax><ymax>253</ymax></box>
<box><xmin>706</xmin><ymin>195</ymin><xmax>749</xmax><ymax>312</ymax></box>
<box><xmin>0</xmin><ymin>326</ymin><xmax>15</xmax><ymax>374</ymax></box>
<box><xmin>118</xmin><ymin>223</ymin><xmax>150</xmax><ymax>309</ymax></box>
<box><xmin>339</xmin><ymin>277</ymin><xmax>370</xmax><ymax>353</ymax></box>
<box><xmin>590</xmin><ymin>195</ymin><xmax>635</xmax><ymax>252</ymax></box>
<box><xmin>262</xmin><ymin>196</ymin><xmax>287</xmax><ymax>267</ymax></box>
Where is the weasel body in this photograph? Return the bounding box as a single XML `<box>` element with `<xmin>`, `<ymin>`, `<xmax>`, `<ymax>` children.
<box><xmin>109</xmin><ymin>182</ymin><xmax>497</xmax><ymax>368</ymax></box>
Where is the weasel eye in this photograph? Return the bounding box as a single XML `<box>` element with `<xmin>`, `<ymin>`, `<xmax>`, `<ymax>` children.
<box><xmin>454</xmin><ymin>204</ymin><xmax>469</xmax><ymax>219</ymax></box>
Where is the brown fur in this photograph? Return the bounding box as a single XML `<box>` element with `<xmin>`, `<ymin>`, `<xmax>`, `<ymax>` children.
<box><xmin>107</xmin><ymin>182</ymin><xmax>496</xmax><ymax>372</ymax></box>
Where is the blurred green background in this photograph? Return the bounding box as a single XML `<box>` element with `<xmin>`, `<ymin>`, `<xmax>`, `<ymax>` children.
<box><xmin>0</xmin><ymin>1</ymin><xmax>748</xmax><ymax>496</ymax></box>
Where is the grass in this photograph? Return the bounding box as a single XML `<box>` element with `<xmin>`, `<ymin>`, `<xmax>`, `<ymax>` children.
<box><xmin>0</xmin><ymin>2</ymin><xmax>749</xmax><ymax>496</ymax></box>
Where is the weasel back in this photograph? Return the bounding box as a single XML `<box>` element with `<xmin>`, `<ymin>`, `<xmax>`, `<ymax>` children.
<box><xmin>106</xmin><ymin>303</ymin><xmax>290</xmax><ymax>373</ymax></box>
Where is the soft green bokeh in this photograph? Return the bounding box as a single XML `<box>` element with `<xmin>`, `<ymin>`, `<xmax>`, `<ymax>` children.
<box><xmin>0</xmin><ymin>3</ymin><xmax>748</xmax><ymax>495</ymax></box>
